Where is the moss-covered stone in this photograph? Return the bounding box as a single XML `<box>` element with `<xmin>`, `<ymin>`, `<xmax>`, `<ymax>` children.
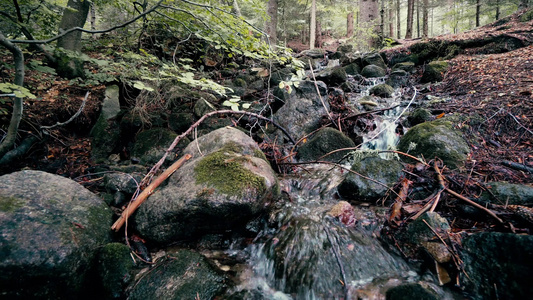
<box><xmin>194</xmin><ymin>148</ymin><xmax>267</xmax><ymax>197</ymax></box>
<box><xmin>407</xmin><ymin>108</ymin><xmax>432</xmax><ymax>126</ymax></box>
<box><xmin>421</xmin><ymin>61</ymin><xmax>449</xmax><ymax>83</ymax></box>
<box><xmin>478</xmin><ymin>182</ymin><xmax>533</xmax><ymax>206</ymax></box>
<box><xmin>397</xmin><ymin>120</ymin><xmax>469</xmax><ymax>169</ymax></box>
<box><xmin>369</xmin><ymin>83</ymin><xmax>394</xmax><ymax>98</ymax></box>
<box><xmin>193</xmin><ymin>98</ymin><xmax>216</xmax><ymax>117</ymax></box>
<box><xmin>0</xmin><ymin>196</ymin><xmax>25</xmax><ymax>212</ymax></box>
<box><xmin>360</xmin><ymin>64</ymin><xmax>386</xmax><ymax>78</ymax></box>
<box><xmin>343</xmin><ymin>62</ymin><xmax>361</xmax><ymax>75</ymax></box>
<box><xmin>97</xmin><ymin>243</ymin><xmax>134</xmax><ymax>299</ymax></box>
<box><xmin>132</xmin><ymin>128</ymin><xmax>178</xmax><ymax>165</ymax></box>
<box><xmin>168</xmin><ymin>112</ymin><xmax>193</xmax><ymax>133</ymax></box>
<box><xmin>386</xmin><ymin>70</ymin><xmax>409</xmax><ymax>88</ymax></box>
<box><xmin>391</xmin><ymin>62</ymin><xmax>415</xmax><ymax>73</ymax></box>
<box><xmin>297</xmin><ymin>127</ymin><xmax>356</xmax><ymax>162</ymax></box>
<box><xmin>362</xmin><ymin>52</ymin><xmax>387</xmax><ymax>69</ymax></box>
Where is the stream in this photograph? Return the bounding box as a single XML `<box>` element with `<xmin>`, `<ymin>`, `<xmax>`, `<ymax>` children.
<box><xmin>217</xmin><ymin>77</ymin><xmax>454</xmax><ymax>299</ymax></box>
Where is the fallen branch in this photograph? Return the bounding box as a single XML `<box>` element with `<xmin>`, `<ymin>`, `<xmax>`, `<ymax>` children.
<box><xmin>41</xmin><ymin>91</ymin><xmax>89</xmax><ymax>130</ymax></box>
<box><xmin>111</xmin><ymin>154</ymin><xmax>192</xmax><ymax>231</ymax></box>
<box><xmin>502</xmin><ymin>160</ymin><xmax>533</xmax><ymax>174</ymax></box>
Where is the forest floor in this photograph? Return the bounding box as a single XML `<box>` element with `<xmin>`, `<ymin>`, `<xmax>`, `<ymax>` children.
<box><xmin>1</xmin><ymin>10</ymin><xmax>532</xmax><ymax>186</ymax></box>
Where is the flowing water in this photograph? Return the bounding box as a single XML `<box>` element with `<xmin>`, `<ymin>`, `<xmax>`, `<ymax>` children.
<box><xmin>225</xmin><ymin>77</ymin><xmax>436</xmax><ymax>299</ymax></box>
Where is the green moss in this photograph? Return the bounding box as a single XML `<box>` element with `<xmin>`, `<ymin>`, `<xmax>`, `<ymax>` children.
<box><xmin>194</xmin><ymin>150</ymin><xmax>267</xmax><ymax>197</ymax></box>
<box><xmin>253</xmin><ymin>149</ymin><xmax>268</xmax><ymax>161</ymax></box>
<box><xmin>0</xmin><ymin>196</ymin><xmax>25</xmax><ymax>212</ymax></box>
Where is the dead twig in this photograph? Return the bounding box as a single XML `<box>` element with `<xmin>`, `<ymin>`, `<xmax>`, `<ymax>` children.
<box><xmin>111</xmin><ymin>154</ymin><xmax>192</xmax><ymax>231</ymax></box>
<box><xmin>308</xmin><ymin>59</ymin><xmax>338</xmax><ymax>129</ymax></box>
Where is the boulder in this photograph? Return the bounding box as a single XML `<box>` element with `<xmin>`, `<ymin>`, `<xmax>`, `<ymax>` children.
<box><xmin>316</xmin><ymin>66</ymin><xmax>347</xmax><ymax>85</ymax></box>
<box><xmin>133</xmin><ymin>127</ymin><xmax>279</xmax><ymax>244</ymax></box>
<box><xmin>343</xmin><ymin>63</ymin><xmax>361</xmax><ymax>75</ymax></box>
<box><xmin>0</xmin><ymin>170</ymin><xmax>112</xmax><ymax>298</ymax></box>
<box><xmin>385</xmin><ymin>282</ymin><xmax>440</xmax><ymax>300</ymax></box>
<box><xmin>337</xmin><ymin>156</ymin><xmax>404</xmax><ymax>202</ymax></box>
<box><xmin>391</xmin><ymin>62</ymin><xmax>415</xmax><ymax>73</ymax></box>
<box><xmin>362</xmin><ymin>52</ymin><xmax>387</xmax><ymax>70</ymax></box>
<box><xmin>96</xmin><ymin>243</ymin><xmax>135</xmax><ymax>299</ymax></box>
<box><xmin>193</xmin><ymin>97</ymin><xmax>216</xmax><ymax>117</ymax></box>
<box><xmin>460</xmin><ymin>232</ymin><xmax>533</xmax><ymax>300</ymax></box>
<box><xmin>478</xmin><ymin>182</ymin><xmax>533</xmax><ymax>206</ymax></box>
<box><xmin>360</xmin><ymin>64</ymin><xmax>386</xmax><ymax>78</ymax></box>
<box><xmin>128</xmin><ymin>250</ymin><xmax>227</xmax><ymax>299</ymax></box>
<box><xmin>397</xmin><ymin>120</ymin><xmax>470</xmax><ymax>169</ymax></box>
<box><xmin>297</xmin><ymin>127</ymin><xmax>356</xmax><ymax>162</ymax></box>
<box><xmin>421</xmin><ymin>61</ymin><xmax>449</xmax><ymax>83</ymax></box>
<box><xmin>272</xmin><ymin>80</ymin><xmax>329</xmax><ymax>141</ymax></box>
<box><xmin>386</xmin><ymin>70</ymin><xmax>410</xmax><ymax>88</ymax></box>
<box><xmin>407</xmin><ymin>108</ymin><xmax>432</xmax><ymax>126</ymax></box>
<box><xmin>131</xmin><ymin>128</ymin><xmax>178</xmax><ymax>165</ymax></box>
<box><xmin>369</xmin><ymin>83</ymin><xmax>395</xmax><ymax>98</ymax></box>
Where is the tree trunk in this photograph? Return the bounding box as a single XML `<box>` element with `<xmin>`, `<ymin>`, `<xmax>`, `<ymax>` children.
<box><xmin>0</xmin><ymin>31</ymin><xmax>24</xmax><ymax>159</ymax></box>
<box><xmin>310</xmin><ymin>0</ymin><xmax>316</xmax><ymax>49</ymax></box>
<box><xmin>90</xmin><ymin>2</ymin><xmax>96</xmax><ymax>39</ymax></box>
<box><xmin>57</xmin><ymin>0</ymin><xmax>92</xmax><ymax>51</ymax></box>
<box><xmin>475</xmin><ymin>0</ymin><xmax>481</xmax><ymax>27</ymax></box>
<box><xmin>416</xmin><ymin>0</ymin><xmax>420</xmax><ymax>38</ymax></box>
<box><xmin>380</xmin><ymin>0</ymin><xmax>385</xmax><ymax>38</ymax></box>
<box><xmin>396</xmin><ymin>0</ymin><xmax>401</xmax><ymax>39</ymax></box>
<box><xmin>422</xmin><ymin>0</ymin><xmax>428</xmax><ymax>37</ymax></box>
<box><xmin>405</xmin><ymin>0</ymin><xmax>414</xmax><ymax>39</ymax></box>
<box><xmin>359</xmin><ymin>0</ymin><xmax>379</xmax><ymax>47</ymax></box>
<box><xmin>347</xmin><ymin>12</ymin><xmax>354</xmax><ymax>38</ymax></box>
<box><xmin>389</xmin><ymin>0</ymin><xmax>394</xmax><ymax>38</ymax></box>
<box><xmin>266</xmin><ymin>0</ymin><xmax>278</xmax><ymax>46</ymax></box>
<box><xmin>231</xmin><ymin>0</ymin><xmax>241</xmax><ymax>16</ymax></box>
<box><xmin>496</xmin><ymin>0</ymin><xmax>501</xmax><ymax>20</ymax></box>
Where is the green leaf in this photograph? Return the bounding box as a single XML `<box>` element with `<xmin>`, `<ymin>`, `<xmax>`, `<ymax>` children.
<box><xmin>133</xmin><ymin>81</ymin><xmax>154</xmax><ymax>92</ymax></box>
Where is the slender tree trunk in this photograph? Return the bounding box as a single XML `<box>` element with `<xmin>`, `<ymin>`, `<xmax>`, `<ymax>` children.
<box><xmin>266</xmin><ymin>0</ymin><xmax>278</xmax><ymax>46</ymax></box>
<box><xmin>380</xmin><ymin>0</ymin><xmax>385</xmax><ymax>38</ymax></box>
<box><xmin>396</xmin><ymin>0</ymin><xmax>401</xmax><ymax>39</ymax></box>
<box><xmin>316</xmin><ymin>20</ymin><xmax>322</xmax><ymax>48</ymax></box>
<box><xmin>360</xmin><ymin>0</ymin><xmax>379</xmax><ymax>47</ymax></box>
<box><xmin>347</xmin><ymin>12</ymin><xmax>354</xmax><ymax>38</ymax></box>
<box><xmin>389</xmin><ymin>0</ymin><xmax>394</xmax><ymax>38</ymax></box>
<box><xmin>0</xmin><ymin>31</ymin><xmax>24</xmax><ymax>159</ymax></box>
<box><xmin>416</xmin><ymin>0</ymin><xmax>420</xmax><ymax>37</ymax></box>
<box><xmin>57</xmin><ymin>0</ymin><xmax>92</xmax><ymax>51</ymax></box>
<box><xmin>231</xmin><ymin>0</ymin><xmax>241</xmax><ymax>16</ymax></box>
<box><xmin>405</xmin><ymin>0</ymin><xmax>414</xmax><ymax>39</ymax></box>
<box><xmin>422</xmin><ymin>0</ymin><xmax>428</xmax><ymax>37</ymax></box>
<box><xmin>310</xmin><ymin>0</ymin><xmax>316</xmax><ymax>49</ymax></box>
<box><xmin>496</xmin><ymin>0</ymin><xmax>501</xmax><ymax>20</ymax></box>
<box><xmin>475</xmin><ymin>0</ymin><xmax>481</xmax><ymax>27</ymax></box>
<box><xmin>90</xmin><ymin>3</ymin><xmax>96</xmax><ymax>39</ymax></box>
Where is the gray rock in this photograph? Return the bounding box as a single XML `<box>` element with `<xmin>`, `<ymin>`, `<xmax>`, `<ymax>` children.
<box><xmin>272</xmin><ymin>80</ymin><xmax>329</xmax><ymax>141</ymax></box>
<box><xmin>96</xmin><ymin>243</ymin><xmax>135</xmax><ymax>299</ymax></box>
<box><xmin>478</xmin><ymin>182</ymin><xmax>533</xmax><ymax>206</ymax></box>
<box><xmin>337</xmin><ymin>156</ymin><xmax>404</xmax><ymax>202</ymax></box>
<box><xmin>386</xmin><ymin>70</ymin><xmax>409</xmax><ymax>88</ymax></box>
<box><xmin>104</xmin><ymin>172</ymin><xmax>143</xmax><ymax>194</ymax></box>
<box><xmin>386</xmin><ymin>282</ymin><xmax>440</xmax><ymax>300</ymax></box>
<box><xmin>316</xmin><ymin>66</ymin><xmax>347</xmax><ymax>85</ymax></box>
<box><xmin>461</xmin><ymin>232</ymin><xmax>533</xmax><ymax>300</ymax></box>
<box><xmin>0</xmin><ymin>170</ymin><xmax>112</xmax><ymax>298</ymax></box>
<box><xmin>193</xmin><ymin>98</ymin><xmax>216</xmax><ymax>117</ymax></box>
<box><xmin>131</xmin><ymin>128</ymin><xmax>178</xmax><ymax>165</ymax></box>
<box><xmin>391</xmin><ymin>62</ymin><xmax>415</xmax><ymax>73</ymax></box>
<box><xmin>360</xmin><ymin>64</ymin><xmax>386</xmax><ymax>78</ymax></box>
<box><xmin>101</xmin><ymin>85</ymin><xmax>121</xmax><ymax>120</ymax></box>
<box><xmin>168</xmin><ymin>112</ymin><xmax>194</xmax><ymax>133</ymax></box>
<box><xmin>397</xmin><ymin>120</ymin><xmax>470</xmax><ymax>169</ymax></box>
<box><xmin>369</xmin><ymin>83</ymin><xmax>395</xmax><ymax>98</ymax></box>
<box><xmin>407</xmin><ymin>108</ymin><xmax>432</xmax><ymax>126</ymax></box>
<box><xmin>133</xmin><ymin>127</ymin><xmax>279</xmax><ymax>244</ymax></box>
<box><xmin>297</xmin><ymin>127</ymin><xmax>355</xmax><ymax>162</ymax></box>
<box><xmin>128</xmin><ymin>250</ymin><xmax>227</xmax><ymax>300</ymax></box>
<box><xmin>90</xmin><ymin>85</ymin><xmax>122</xmax><ymax>161</ymax></box>
<box><xmin>362</xmin><ymin>52</ymin><xmax>387</xmax><ymax>70</ymax></box>
<box><xmin>421</xmin><ymin>61</ymin><xmax>448</xmax><ymax>83</ymax></box>
<box><xmin>344</xmin><ymin>63</ymin><xmax>361</xmax><ymax>75</ymax></box>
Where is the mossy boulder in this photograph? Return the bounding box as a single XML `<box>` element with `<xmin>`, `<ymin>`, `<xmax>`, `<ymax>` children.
<box><xmin>397</xmin><ymin>120</ymin><xmax>470</xmax><ymax>169</ymax></box>
<box><xmin>0</xmin><ymin>170</ymin><xmax>112</xmax><ymax>299</ymax></box>
<box><xmin>421</xmin><ymin>61</ymin><xmax>449</xmax><ymax>83</ymax></box>
<box><xmin>193</xmin><ymin>98</ymin><xmax>216</xmax><ymax>117</ymax></box>
<box><xmin>343</xmin><ymin>63</ymin><xmax>361</xmax><ymax>75</ymax></box>
<box><xmin>386</xmin><ymin>70</ymin><xmax>409</xmax><ymax>88</ymax></box>
<box><xmin>460</xmin><ymin>232</ymin><xmax>533</xmax><ymax>300</ymax></box>
<box><xmin>360</xmin><ymin>64</ymin><xmax>386</xmax><ymax>78</ymax></box>
<box><xmin>391</xmin><ymin>61</ymin><xmax>415</xmax><ymax>73</ymax></box>
<box><xmin>128</xmin><ymin>250</ymin><xmax>227</xmax><ymax>299</ymax></box>
<box><xmin>407</xmin><ymin>108</ymin><xmax>432</xmax><ymax>126</ymax></box>
<box><xmin>362</xmin><ymin>52</ymin><xmax>387</xmax><ymax>69</ymax></box>
<box><xmin>96</xmin><ymin>243</ymin><xmax>135</xmax><ymax>299</ymax></box>
<box><xmin>169</xmin><ymin>112</ymin><xmax>194</xmax><ymax>133</ymax></box>
<box><xmin>477</xmin><ymin>182</ymin><xmax>533</xmax><ymax>206</ymax></box>
<box><xmin>131</xmin><ymin>128</ymin><xmax>178</xmax><ymax>165</ymax></box>
<box><xmin>369</xmin><ymin>83</ymin><xmax>395</xmax><ymax>98</ymax></box>
<box><xmin>337</xmin><ymin>156</ymin><xmax>404</xmax><ymax>202</ymax></box>
<box><xmin>297</xmin><ymin>127</ymin><xmax>356</xmax><ymax>162</ymax></box>
<box><xmin>316</xmin><ymin>66</ymin><xmax>347</xmax><ymax>85</ymax></box>
<box><xmin>133</xmin><ymin>127</ymin><xmax>279</xmax><ymax>244</ymax></box>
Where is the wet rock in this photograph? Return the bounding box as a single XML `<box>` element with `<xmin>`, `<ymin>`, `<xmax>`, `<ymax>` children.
<box><xmin>0</xmin><ymin>170</ymin><xmax>112</xmax><ymax>299</ymax></box>
<box><xmin>96</xmin><ymin>243</ymin><xmax>135</xmax><ymax>299</ymax></box>
<box><xmin>369</xmin><ymin>83</ymin><xmax>395</xmax><ymax>98</ymax></box>
<box><xmin>385</xmin><ymin>282</ymin><xmax>440</xmax><ymax>300</ymax></box>
<box><xmin>297</xmin><ymin>127</ymin><xmax>355</xmax><ymax>162</ymax></box>
<box><xmin>361</xmin><ymin>64</ymin><xmax>386</xmax><ymax>78</ymax></box>
<box><xmin>104</xmin><ymin>172</ymin><xmax>143</xmax><ymax>195</ymax></box>
<box><xmin>398</xmin><ymin>212</ymin><xmax>452</xmax><ymax>260</ymax></box>
<box><xmin>397</xmin><ymin>120</ymin><xmax>470</xmax><ymax>169</ymax></box>
<box><xmin>90</xmin><ymin>85</ymin><xmax>122</xmax><ymax>161</ymax></box>
<box><xmin>128</xmin><ymin>250</ymin><xmax>227</xmax><ymax>299</ymax></box>
<box><xmin>391</xmin><ymin>62</ymin><xmax>415</xmax><ymax>73</ymax></box>
<box><xmin>362</xmin><ymin>52</ymin><xmax>387</xmax><ymax>70</ymax></box>
<box><xmin>316</xmin><ymin>66</ymin><xmax>347</xmax><ymax>85</ymax></box>
<box><xmin>337</xmin><ymin>156</ymin><xmax>404</xmax><ymax>202</ymax></box>
<box><xmin>460</xmin><ymin>232</ymin><xmax>533</xmax><ymax>300</ymax></box>
<box><xmin>168</xmin><ymin>112</ymin><xmax>194</xmax><ymax>133</ymax></box>
<box><xmin>407</xmin><ymin>108</ymin><xmax>432</xmax><ymax>126</ymax></box>
<box><xmin>271</xmin><ymin>80</ymin><xmax>329</xmax><ymax>141</ymax></box>
<box><xmin>386</xmin><ymin>70</ymin><xmax>410</xmax><ymax>88</ymax></box>
<box><xmin>270</xmin><ymin>67</ymin><xmax>294</xmax><ymax>86</ymax></box>
<box><xmin>344</xmin><ymin>62</ymin><xmax>361</xmax><ymax>75</ymax></box>
<box><xmin>131</xmin><ymin>128</ymin><xmax>178</xmax><ymax>165</ymax></box>
<box><xmin>133</xmin><ymin>127</ymin><xmax>279</xmax><ymax>244</ymax></box>
<box><xmin>194</xmin><ymin>97</ymin><xmax>216</xmax><ymax>117</ymax></box>
<box><xmin>421</xmin><ymin>61</ymin><xmax>449</xmax><ymax>83</ymax></box>
<box><xmin>478</xmin><ymin>181</ymin><xmax>533</xmax><ymax>206</ymax></box>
